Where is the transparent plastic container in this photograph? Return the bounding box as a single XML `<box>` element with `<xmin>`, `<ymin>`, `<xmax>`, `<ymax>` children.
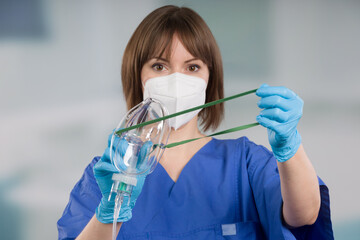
<box><xmin>110</xmin><ymin>98</ymin><xmax>170</xmax><ymax>176</ymax></box>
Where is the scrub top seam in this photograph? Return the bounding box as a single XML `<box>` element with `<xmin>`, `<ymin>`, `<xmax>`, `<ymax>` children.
<box><xmin>122</xmin><ymin>223</ymin><xmax>220</xmax><ymax>238</ymax></box>
<box><xmin>234</xmin><ymin>139</ymin><xmax>241</xmax><ymax>222</ymax></box>
<box><xmin>84</xmin><ymin>157</ymin><xmax>102</xmax><ymax>192</ymax></box>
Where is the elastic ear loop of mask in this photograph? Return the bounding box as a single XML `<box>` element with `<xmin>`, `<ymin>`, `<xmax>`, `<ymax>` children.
<box><xmin>116</xmin><ymin>88</ymin><xmax>260</xmax><ymax>149</ymax></box>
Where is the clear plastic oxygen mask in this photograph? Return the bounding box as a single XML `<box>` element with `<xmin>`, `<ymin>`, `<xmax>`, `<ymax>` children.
<box><xmin>108</xmin><ymin>98</ymin><xmax>170</xmax><ymax>240</ymax></box>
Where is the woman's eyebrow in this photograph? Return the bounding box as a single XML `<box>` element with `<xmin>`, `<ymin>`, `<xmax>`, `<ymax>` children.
<box><xmin>184</xmin><ymin>58</ymin><xmax>201</xmax><ymax>63</ymax></box>
<box><xmin>150</xmin><ymin>57</ymin><xmax>202</xmax><ymax>63</ymax></box>
<box><xmin>152</xmin><ymin>57</ymin><xmax>169</xmax><ymax>62</ymax></box>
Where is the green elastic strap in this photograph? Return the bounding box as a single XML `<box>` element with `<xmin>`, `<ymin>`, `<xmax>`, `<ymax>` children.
<box><xmin>164</xmin><ymin>122</ymin><xmax>259</xmax><ymax>148</ymax></box>
<box><xmin>116</xmin><ymin>88</ymin><xmax>259</xmax><ymax>148</ymax></box>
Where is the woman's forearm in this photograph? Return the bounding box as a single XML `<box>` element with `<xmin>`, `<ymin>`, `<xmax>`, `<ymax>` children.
<box><xmin>76</xmin><ymin>215</ymin><xmax>122</xmax><ymax>240</ymax></box>
<box><xmin>278</xmin><ymin>144</ymin><xmax>321</xmax><ymax>227</ymax></box>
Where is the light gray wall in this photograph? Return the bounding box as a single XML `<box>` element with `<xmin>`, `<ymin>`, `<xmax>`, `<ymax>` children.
<box><xmin>0</xmin><ymin>0</ymin><xmax>359</xmax><ymax>239</ymax></box>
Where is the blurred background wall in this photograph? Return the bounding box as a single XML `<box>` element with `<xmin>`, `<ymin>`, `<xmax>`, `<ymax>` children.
<box><xmin>0</xmin><ymin>0</ymin><xmax>359</xmax><ymax>239</ymax></box>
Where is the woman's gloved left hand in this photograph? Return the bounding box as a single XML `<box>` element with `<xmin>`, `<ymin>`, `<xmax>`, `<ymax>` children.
<box><xmin>256</xmin><ymin>84</ymin><xmax>303</xmax><ymax>162</ymax></box>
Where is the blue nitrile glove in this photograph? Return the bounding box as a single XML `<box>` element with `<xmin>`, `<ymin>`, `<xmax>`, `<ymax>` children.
<box><xmin>93</xmin><ymin>133</ymin><xmax>153</xmax><ymax>223</ymax></box>
<box><xmin>256</xmin><ymin>84</ymin><xmax>303</xmax><ymax>162</ymax></box>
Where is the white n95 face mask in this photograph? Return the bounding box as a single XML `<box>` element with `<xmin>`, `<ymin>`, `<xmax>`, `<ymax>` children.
<box><xmin>143</xmin><ymin>72</ymin><xmax>207</xmax><ymax>130</ymax></box>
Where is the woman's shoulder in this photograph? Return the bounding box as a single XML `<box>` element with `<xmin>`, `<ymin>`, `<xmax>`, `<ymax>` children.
<box><xmin>74</xmin><ymin>156</ymin><xmax>101</xmax><ymax>192</ymax></box>
<box><xmin>57</xmin><ymin>156</ymin><xmax>102</xmax><ymax>239</ymax></box>
<box><xmin>211</xmin><ymin>136</ymin><xmax>275</xmax><ymax>174</ymax></box>
<box><xmin>210</xmin><ymin>136</ymin><xmax>249</xmax><ymax>149</ymax></box>
<box><xmin>87</xmin><ymin>156</ymin><xmax>101</xmax><ymax>171</ymax></box>
<box><xmin>211</xmin><ymin>136</ymin><xmax>272</xmax><ymax>156</ymax></box>
<box><xmin>84</xmin><ymin>156</ymin><xmax>101</xmax><ymax>176</ymax></box>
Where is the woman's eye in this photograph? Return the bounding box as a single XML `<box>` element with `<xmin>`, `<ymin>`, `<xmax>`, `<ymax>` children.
<box><xmin>188</xmin><ymin>65</ymin><xmax>200</xmax><ymax>72</ymax></box>
<box><xmin>152</xmin><ymin>63</ymin><xmax>165</xmax><ymax>71</ymax></box>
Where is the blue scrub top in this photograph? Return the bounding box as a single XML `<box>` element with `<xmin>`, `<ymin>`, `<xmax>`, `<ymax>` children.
<box><xmin>57</xmin><ymin>137</ymin><xmax>333</xmax><ymax>239</ymax></box>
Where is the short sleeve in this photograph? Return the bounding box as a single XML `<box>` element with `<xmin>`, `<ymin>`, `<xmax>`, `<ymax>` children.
<box><xmin>244</xmin><ymin>138</ymin><xmax>334</xmax><ymax>240</ymax></box>
<box><xmin>57</xmin><ymin>157</ymin><xmax>102</xmax><ymax>240</ymax></box>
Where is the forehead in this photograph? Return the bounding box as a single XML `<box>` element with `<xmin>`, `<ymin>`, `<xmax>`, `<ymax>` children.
<box><xmin>146</xmin><ymin>32</ymin><xmax>207</xmax><ymax>64</ymax></box>
<box><xmin>158</xmin><ymin>35</ymin><xmax>195</xmax><ymax>60</ymax></box>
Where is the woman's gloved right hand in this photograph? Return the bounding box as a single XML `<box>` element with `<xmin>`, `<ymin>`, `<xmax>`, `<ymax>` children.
<box><xmin>93</xmin><ymin>133</ymin><xmax>152</xmax><ymax>224</ymax></box>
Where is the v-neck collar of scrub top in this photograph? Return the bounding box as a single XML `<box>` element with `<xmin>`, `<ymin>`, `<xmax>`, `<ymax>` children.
<box><xmin>125</xmin><ymin>137</ymin><xmax>216</xmax><ymax>232</ymax></box>
<box><xmin>158</xmin><ymin>137</ymin><xmax>215</xmax><ymax>187</ymax></box>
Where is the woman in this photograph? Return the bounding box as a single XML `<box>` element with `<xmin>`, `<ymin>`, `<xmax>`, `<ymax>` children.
<box><xmin>57</xmin><ymin>5</ymin><xmax>333</xmax><ymax>239</ymax></box>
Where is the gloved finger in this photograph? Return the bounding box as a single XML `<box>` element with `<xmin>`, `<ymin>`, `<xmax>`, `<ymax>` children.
<box><xmin>107</xmin><ymin>128</ymin><xmax>124</xmax><ymax>147</ymax></box>
<box><xmin>108</xmin><ymin>132</ymin><xmax>128</xmax><ymax>160</ymax></box>
<box><xmin>135</xmin><ymin>173</ymin><xmax>147</xmax><ymax>187</ymax></box>
<box><xmin>256</xmin><ymin>85</ymin><xmax>296</xmax><ymax>99</ymax></box>
<box><xmin>259</xmin><ymin>108</ymin><xmax>289</xmax><ymax>123</ymax></box>
<box><xmin>257</xmin><ymin>95</ymin><xmax>292</xmax><ymax>111</ymax></box>
<box><xmin>131</xmin><ymin>173</ymin><xmax>148</xmax><ymax>200</ymax></box>
<box><xmin>256</xmin><ymin>115</ymin><xmax>279</xmax><ymax>132</ymax></box>
<box><xmin>138</xmin><ymin>141</ymin><xmax>153</xmax><ymax>161</ymax></box>
<box><xmin>109</xmin><ymin>134</ymin><xmax>121</xmax><ymax>151</ymax></box>
<box><xmin>107</xmin><ymin>131</ymin><xmax>114</xmax><ymax>147</ymax></box>
<box><xmin>93</xmin><ymin>159</ymin><xmax>119</xmax><ymax>177</ymax></box>
<box><xmin>100</xmin><ymin>144</ymin><xmax>125</xmax><ymax>166</ymax></box>
<box><xmin>137</xmin><ymin>141</ymin><xmax>153</xmax><ymax>170</ymax></box>
<box><xmin>100</xmin><ymin>147</ymin><xmax>112</xmax><ymax>163</ymax></box>
<box><xmin>294</xmin><ymin>95</ymin><xmax>304</xmax><ymax>110</ymax></box>
<box><xmin>112</xmin><ymin>138</ymin><xmax>128</xmax><ymax>158</ymax></box>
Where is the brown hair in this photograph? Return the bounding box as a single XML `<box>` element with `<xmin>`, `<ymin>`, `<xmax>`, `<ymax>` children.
<box><xmin>121</xmin><ymin>5</ymin><xmax>224</xmax><ymax>132</ymax></box>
